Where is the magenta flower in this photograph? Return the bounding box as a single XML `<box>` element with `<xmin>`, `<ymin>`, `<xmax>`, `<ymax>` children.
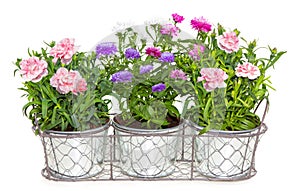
<box><xmin>170</xmin><ymin>69</ymin><xmax>187</xmax><ymax>80</ymax></box>
<box><xmin>198</xmin><ymin>68</ymin><xmax>228</xmax><ymax>92</ymax></box>
<box><xmin>49</xmin><ymin>38</ymin><xmax>78</xmax><ymax>64</ymax></box>
<box><xmin>172</xmin><ymin>13</ymin><xmax>184</xmax><ymax>23</ymax></box>
<box><xmin>19</xmin><ymin>57</ymin><xmax>48</xmax><ymax>82</ymax></box>
<box><xmin>146</xmin><ymin>47</ymin><xmax>161</xmax><ymax>58</ymax></box>
<box><xmin>111</xmin><ymin>71</ymin><xmax>133</xmax><ymax>83</ymax></box>
<box><xmin>152</xmin><ymin>83</ymin><xmax>166</xmax><ymax>92</ymax></box>
<box><xmin>235</xmin><ymin>62</ymin><xmax>260</xmax><ymax>80</ymax></box>
<box><xmin>191</xmin><ymin>17</ymin><xmax>212</xmax><ymax>32</ymax></box>
<box><xmin>189</xmin><ymin>44</ymin><xmax>205</xmax><ymax>60</ymax></box>
<box><xmin>217</xmin><ymin>32</ymin><xmax>239</xmax><ymax>53</ymax></box>
<box><xmin>50</xmin><ymin>67</ymin><xmax>87</xmax><ymax>95</ymax></box>
<box><xmin>160</xmin><ymin>24</ymin><xmax>179</xmax><ymax>37</ymax></box>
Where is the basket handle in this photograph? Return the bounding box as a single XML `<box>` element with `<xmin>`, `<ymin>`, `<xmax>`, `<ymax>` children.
<box><xmin>254</xmin><ymin>98</ymin><xmax>269</xmax><ymax>124</ymax></box>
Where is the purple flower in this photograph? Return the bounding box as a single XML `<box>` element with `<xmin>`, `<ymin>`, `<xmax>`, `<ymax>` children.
<box><xmin>152</xmin><ymin>83</ymin><xmax>166</xmax><ymax>92</ymax></box>
<box><xmin>160</xmin><ymin>24</ymin><xmax>179</xmax><ymax>37</ymax></box>
<box><xmin>125</xmin><ymin>48</ymin><xmax>140</xmax><ymax>59</ymax></box>
<box><xmin>172</xmin><ymin>13</ymin><xmax>184</xmax><ymax>23</ymax></box>
<box><xmin>170</xmin><ymin>69</ymin><xmax>187</xmax><ymax>80</ymax></box>
<box><xmin>140</xmin><ymin>65</ymin><xmax>154</xmax><ymax>74</ymax></box>
<box><xmin>96</xmin><ymin>42</ymin><xmax>117</xmax><ymax>57</ymax></box>
<box><xmin>191</xmin><ymin>17</ymin><xmax>212</xmax><ymax>32</ymax></box>
<box><xmin>159</xmin><ymin>52</ymin><xmax>174</xmax><ymax>63</ymax></box>
<box><xmin>111</xmin><ymin>71</ymin><xmax>133</xmax><ymax>83</ymax></box>
<box><xmin>189</xmin><ymin>44</ymin><xmax>205</xmax><ymax>60</ymax></box>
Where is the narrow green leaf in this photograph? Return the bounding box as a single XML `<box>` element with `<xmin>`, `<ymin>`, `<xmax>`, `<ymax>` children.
<box><xmin>42</xmin><ymin>99</ymin><xmax>48</xmax><ymax>118</ymax></box>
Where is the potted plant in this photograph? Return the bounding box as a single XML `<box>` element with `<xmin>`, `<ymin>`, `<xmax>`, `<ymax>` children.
<box><xmin>172</xmin><ymin>14</ymin><xmax>286</xmax><ymax>179</ymax></box>
<box><xmin>14</xmin><ymin>38</ymin><xmax>112</xmax><ymax>180</ymax></box>
<box><xmin>94</xmin><ymin>17</ymin><xmax>191</xmax><ymax>178</ymax></box>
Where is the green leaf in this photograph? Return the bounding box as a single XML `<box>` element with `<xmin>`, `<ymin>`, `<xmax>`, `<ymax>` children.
<box><xmin>203</xmin><ymin>98</ymin><xmax>212</xmax><ymax>122</ymax></box>
<box><xmin>42</xmin><ymin>99</ymin><xmax>48</xmax><ymax>118</ymax></box>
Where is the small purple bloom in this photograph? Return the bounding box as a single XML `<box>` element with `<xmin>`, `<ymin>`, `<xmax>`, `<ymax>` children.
<box><xmin>125</xmin><ymin>48</ymin><xmax>140</xmax><ymax>59</ymax></box>
<box><xmin>140</xmin><ymin>65</ymin><xmax>154</xmax><ymax>74</ymax></box>
<box><xmin>159</xmin><ymin>52</ymin><xmax>174</xmax><ymax>63</ymax></box>
<box><xmin>170</xmin><ymin>69</ymin><xmax>187</xmax><ymax>80</ymax></box>
<box><xmin>96</xmin><ymin>42</ymin><xmax>117</xmax><ymax>57</ymax></box>
<box><xmin>152</xmin><ymin>83</ymin><xmax>166</xmax><ymax>92</ymax></box>
<box><xmin>111</xmin><ymin>71</ymin><xmax>133</xmax><ymax>83</ymax></box>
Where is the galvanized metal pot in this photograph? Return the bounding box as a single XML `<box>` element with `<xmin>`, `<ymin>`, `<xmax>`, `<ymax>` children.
<box><xmin>191</xmin><ymin>121</ymin><xmax>267</xmax><ymax>180</ymax></box>
<box><xmin>112</xmin><ymin>117</ymin><xmax>184</xmax><ymax>178</ymax></box>
<box><xmin>40</xmin><ymin>121</ymin><xmax>109</xmax><ymax>180</ymax></box>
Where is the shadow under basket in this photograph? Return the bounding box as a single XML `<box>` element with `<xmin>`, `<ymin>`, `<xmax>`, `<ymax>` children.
<box><xmin>39</xmin><ymin>122</ymin><xmax>109</xmax><ymax>181</ymax></box>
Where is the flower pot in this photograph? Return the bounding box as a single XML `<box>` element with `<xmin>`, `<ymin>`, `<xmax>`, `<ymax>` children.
<box><xmin>40</xmin><ymin>121</ymin><xmax>109</xmax><ymax>180</ymax></box>
<box><xmin>190</xmin><ymin>121</ymin><xmax>267</xmax><ymax>180</ymax></box>
<box><xmin>112</xmin><ymin>116</ymin><xmax>184</xmax><ymax>178</ymax></box>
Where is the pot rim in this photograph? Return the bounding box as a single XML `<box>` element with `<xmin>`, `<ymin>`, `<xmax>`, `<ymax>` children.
<box><xmin>42</xmin><ymin>119</ymin><xmax>110</xmax><ymax>136</ymax></box>
<box><xmin>112</xmin><ymin>116</ymin><xmax>184</xmax><ymax>135</ymax></box>
<box><xmin>189</xmin><ymin>120</ymin><xmax>262</xmax><ymax>135</ymax></box>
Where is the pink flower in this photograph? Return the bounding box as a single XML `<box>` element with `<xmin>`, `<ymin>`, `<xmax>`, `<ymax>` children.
<box><xmin>198</xmin><ymin>68</ymin><xmax>228</xmax><ymax>92</ymax></box>
<box><xmin>50</xmin><ymin>67</ymin><xmax>87</xmax><ymax>95</ymax></box>
<box><xmin>160</xmin><ymin>24</ymin><xmax>179</xmax><ymax>37</ymax></box>
<box><xmin>172</xmin><ymin>13</ymin><xmax>184</xmax><ymax>23</ymax></box>
<box><xmin>49</xmin><ymin>38</ymin><xmax>78</xmax><ymax>64</ymax></box>
<box><xmin>170</xmin><ymin>69</ymin><xmax>187</xmax><ymax>80</ymax></box>
<box><xmin>217</xmin><ymin>32</ymin><xmax>239</xmax><ymax>53</ymax></box>
<box><xmin>235</xmin><ymin>62</ymin><xmax>260</xmax><ymax>80</ymax></box>
<box><xmin>191</xmin><ymin>17</ymin><xmax>212</xmax><ymax>32</ymax></box>
<box><xmin>189</xmin><ymin>44</ymin><xmax>205</xmax><ymax>60</ymax></box>
<box><xmin>146</xmin><ymin>47</ymin><xmax>161</xmax><ymax>58</ymax></box>
<box><xmin>19</xmin><ymin>57</ymin><xmax>48</xmax><ymax>82</ymax></box>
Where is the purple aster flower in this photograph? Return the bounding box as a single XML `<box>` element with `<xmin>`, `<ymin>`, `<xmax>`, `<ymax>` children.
<box><xmin>170</xmin><ymin>69</ymin><xmax>187</xmax><ymax>80</ymax></box>
<box><xmin>152</xmin><ymin>83</ymin><xmax>166</xmax><ymax>92</ymax></box>
<box><xmin>191</xmin><ymin>17</ymin><xmax>212</xmax><ymax>32</ymax></box>
<box><xmin>111</xmin><ymin>71</ymin><xmax>133</xmax><ymax>83</ymax></box>
<box><xmin>95</xmin><ymin>42</ymin><xmax>117</xmax><ymax>57</ymax></box>
<box><xmin>159</xmin><ymin>52</ymin><xmax>174</xmax><ymax>63</ymax></box>
<box><xmin>140</xmin><ymin>65</ymin><xmax>154</xmax><ymax>74</ymax></box>
<box><xmin>125</xmin><ymin>48</ymin><xmax>140</xmax><ymax>59</ymax></box>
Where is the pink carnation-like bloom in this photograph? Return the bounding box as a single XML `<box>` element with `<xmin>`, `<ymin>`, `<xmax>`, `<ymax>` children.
<box><xmin>19</xmin><ymin>57</ymin><xmax>48</xmax><ymax>82</ymax></box>
<box><xmin>217</xmin><ymin>32</ymin><xmax>239</xmax><ymax>53</ymax></box>
<box><xmin>50</xmin><ymin>67</ymin><xmax>87</xmax><ymax>95</ymax></box>
<box><xmin>191</xmin><ymin>17</ymin><xmax>212</xmax><ymax>32</ymax></box>
<box><xmin>146</xmin><ymin>47</ymin><xmax>161</xmax><ymax>58</ymax></box>
<box><xmin>235</xmin><ymin>62</ymin><xmax>260</xmax><ymax>80</ymax></box>
<box><xmin>171</xmin><ymin>13</ymin><xmax>184</xmax><ymax>23</ymax></box>
<box><xmin>49</xmin><ymin>38</ymin><xmax>78</xmax><ymax>64</ymax></box>
<box><xmin>198</xmin><ymin>68</ymin><xmax>228</xmax><ymax>92</ymax></box>
<box><xmin>189</xmin><ymin>44</ymin><xmax>205</xmax><ymax>60</ymax></box>
<box><xmin>160</xmin><ymin>24</ymin><xmax>179</xmax><ymax>37</ymax></box>
<box><xmin>170</xmin><ymin>69</ymin><xmax>187</xmax><ymax>80</ymax></box>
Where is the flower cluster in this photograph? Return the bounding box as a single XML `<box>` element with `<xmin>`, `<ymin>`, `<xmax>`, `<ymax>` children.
<box><xmin>15</xmin><ymin>38</ymin><xmax>111</xmax><ymax>132</ymax></box>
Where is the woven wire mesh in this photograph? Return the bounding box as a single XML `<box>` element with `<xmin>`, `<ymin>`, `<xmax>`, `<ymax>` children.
<box><xmin>40</xmin><ymin>121</ymin><xmax>267</xmax><ymax>181</ymax></box>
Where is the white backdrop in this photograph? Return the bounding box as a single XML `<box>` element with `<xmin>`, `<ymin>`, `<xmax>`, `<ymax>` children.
<box><xmin>0</xmin><ymin>0</ymin><xmax>297</xmax><ymax>190</ymax></box>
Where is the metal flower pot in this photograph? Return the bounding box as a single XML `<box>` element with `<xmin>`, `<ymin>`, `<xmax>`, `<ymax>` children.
<box><xmin>40</xmin><ymin>122</ymin><xmax>109</xmax><ymax>180</ymax></box>
<box><xmin>112</xmin><ymin>117</ymin><xmax>184</xmax><ymax>178</ymax></box>
<box><xmin>191</xmin><ymin>121</ymin><xmax>267</xmax><ymax>180</ymax></box>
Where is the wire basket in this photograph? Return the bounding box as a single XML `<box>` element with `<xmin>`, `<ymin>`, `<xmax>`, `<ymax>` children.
<box><xmin>39</xmin><ymin>121</ymin><xmax>267</xmax><ymax>181</ymax></box>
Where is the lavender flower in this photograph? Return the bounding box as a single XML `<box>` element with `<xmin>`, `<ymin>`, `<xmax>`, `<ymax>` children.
<box><xmin>95</xmin><ymin>42</ymin><xmax>117</xmax><ymax>57</ymax></box>
<box><xmin>111</xmin><ymin>71</ymin><xmax>133</xmax><ymax>83</ymax></box>
<box><xmin>140</xmin><ymin>65</ymin><xmax>154</xmax><ymax>74</ymax></box>
<box><xmin>125</xmin><ymin>48</ymin><xmax>140</xmax><ymax>59</ymax></box>
<box><xmin>159</xmin><ymin>52</ymin><xmax>174</xmax><ymax>63</ymax></box>
<box><xmin>152</xmin><ymin>83</ymin><xmax>166</xmax><ymax>92</ymax></box>
<box><xmin>170</xmin><ymin>69</ymin><xmax>187</xmax><ymax>80</ymax></box>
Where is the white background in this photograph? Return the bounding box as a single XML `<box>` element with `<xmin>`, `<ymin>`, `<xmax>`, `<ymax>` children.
<box><xmin>0</xmin><ymin>0</ymin><xmax>298</xmax><ymax>190</ymax></box>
